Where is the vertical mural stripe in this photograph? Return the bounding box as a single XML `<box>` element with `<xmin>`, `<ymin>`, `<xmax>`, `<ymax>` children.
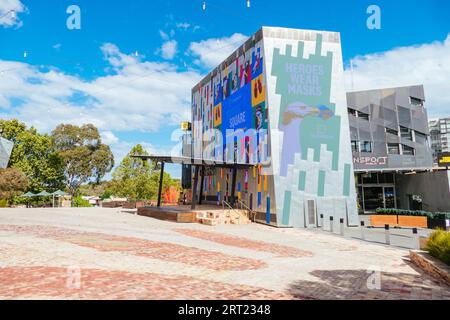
<box><xmin>343</xmin><ymin>163</ymin><xmax>351</xmax><ymax>196</ymax></box>
<box><xmin>266</xmin><ymin>196</ymin><xmax>271</xmax><ymax>224</ymax></box>
<box><xmin>318</xmin><ymin>170</ymin><xmax>325</xmax><ymax>197</ymax></box>
<box><xmin>282</xmin><ymin>191</ymin><xmax>292</xmax><ymax>226</ymax></box>
<box><xmin>298</xmin><ymin>171</ymin><xmax>306</xmax><ymax>191</ymax></box>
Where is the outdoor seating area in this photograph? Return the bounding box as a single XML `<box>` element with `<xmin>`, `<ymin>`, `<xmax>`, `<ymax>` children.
<box><xmin>21</xmin><ymin>190</ymin><xmax>69</xmax><ymax>208</ymax></box>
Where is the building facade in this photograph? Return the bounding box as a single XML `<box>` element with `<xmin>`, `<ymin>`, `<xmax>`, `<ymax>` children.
<box><xmin>429</xmin><ymin>117</ymin><xmax>450</xmax><ymax>163</ymax></box>
<box><xmin>189</xmin><ymin>27</ymin><xmax>359</xmax><ymax>228</ymax></box>
<box><xmin>347</xmin><ymin>86</ymin><xmax>443</xmax><ymax>212</ymax></box>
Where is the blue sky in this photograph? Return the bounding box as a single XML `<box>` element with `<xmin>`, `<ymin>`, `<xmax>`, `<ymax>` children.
<box><xmin>1</xmin><ymin>0</ymin><xmax>449</xmax><ymax>178</ymax></box>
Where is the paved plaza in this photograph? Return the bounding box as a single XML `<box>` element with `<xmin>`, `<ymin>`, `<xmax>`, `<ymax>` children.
<box><xmin>0</xmin><ymin>207</ymin><xmax>449</xmax><ymax>300</ymax></box>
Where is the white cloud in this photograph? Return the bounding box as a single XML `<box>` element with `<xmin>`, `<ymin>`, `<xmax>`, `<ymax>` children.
<box><xmin>187</xmin><ymin>33</ymin><xmax>248</xmax><ymax>69</ymax></box>
<box><xmin>0</xmin><ymin>43</ymin><xmax>202</xmax><ymax>134</ymax></box>
<box><xmin>345</xmin><ymin>34</ymin><xmax>450</xmax><ymax>119</ymax></box>
<box><xmin>159</xmin><ymin>30</ymin><xmax>169</xmax><ymax>41</ymax></box>
<box><xmin>100</xmin><ymin>131</ymin><xmax>119</xmax><ymax>145</ymax></box>
<box><xmin>176</xmin><ymin>22</ymin><xmax>190</xmax><ymax>30</ymax></box>
<box><xmin>0</xmin><ymin>0</ymin><xmax>27</xmax><ymax>28</ymax></box>
<box><xmin>160</xmin><ymin>40</ymin><xmax>178</xmax><ymax>60</ymax></box>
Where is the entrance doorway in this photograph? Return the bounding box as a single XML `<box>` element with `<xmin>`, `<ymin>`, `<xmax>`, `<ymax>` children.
<box><xmin>356</xmin><ymin>172</ymin><xmax>397</xmax><ymax>213</ymax></box>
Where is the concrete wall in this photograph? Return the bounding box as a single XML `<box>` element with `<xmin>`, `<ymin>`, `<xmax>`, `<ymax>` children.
<box><xmin>396</xmin><ymin>170</ymin><xmax>450</xmax><ymax>212</ymax></box>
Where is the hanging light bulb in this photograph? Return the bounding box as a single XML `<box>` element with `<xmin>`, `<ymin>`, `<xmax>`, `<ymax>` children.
<box><xmin>202</xmin><ymin>1</ymin><xmax>206</xmax><ymax>10</ymax></box>
<box><xmin>23</xmin><ymin>50</ymin><xmax>27</xmax><ymax>58</ymax></box>
<box><xmin>134</xmin><ymin>50</ymin><xmax>139</xmax><ymax>57</ymax></box>
<box><xmin>247</xmin><ymin>0</ymin><xmax>250</xmax><ymax>8</ymax></box>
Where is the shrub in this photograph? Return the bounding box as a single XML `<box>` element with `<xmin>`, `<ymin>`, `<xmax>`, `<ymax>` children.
<box><xmin>0</xmin><ymin>199</ymin><xmax>8</xmax><ymax>207</ymax></box>
<box><xmin>425</xmin><ymin>230</ymin><xmax>450</xmax><ymax>266</ymax></box>
<box><xmin>375</xmin><ymin>208</ymin><xmax>450</xmax><ymax>220</ymax></box>
<box><xmin>72</xmin><ymin>195</ymin><xmax>91</xmax><ymax>207</ymax></box>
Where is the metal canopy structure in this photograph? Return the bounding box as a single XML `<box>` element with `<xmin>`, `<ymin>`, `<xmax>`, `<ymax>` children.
<box><xmin>132</xmin><ymin>154</ymin><xmax>256</xmax><ymax>210</ymax></box>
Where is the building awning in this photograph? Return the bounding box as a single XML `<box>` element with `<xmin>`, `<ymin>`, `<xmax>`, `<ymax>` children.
<box><xmin>131</xmin><ymin>155</ymin><xmax>256</xmax><ymax>169</ymax></box>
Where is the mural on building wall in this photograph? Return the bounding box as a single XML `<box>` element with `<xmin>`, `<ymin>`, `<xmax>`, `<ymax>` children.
<box><xmin>191</xmin><ymin>27</ymin><xmax>359</xmax><ymax>228</ymax></box>
<box><xmin>271</xmin><ymin>34</ymin><xmax>341</xmax><ymax>175</ymax></box>
<box><xmin>192</xmin><ymin>40</ymin><xmax>268</xmax><ymax>164</ymax></box>
<box><xmin>268</xmin><ymin>32</ymin><xmax>356</xmax><ymax>227</ymax></box>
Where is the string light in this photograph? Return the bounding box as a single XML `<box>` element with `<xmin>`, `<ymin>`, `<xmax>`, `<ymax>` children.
<box><xmin>134</xmin><ymin>51</ymin><xmax>139</xmax><ymax>57</ymax></box>
<box><xmin>23</xmin><ymin>51</ymin><xmax>27</xmax><ymax>58</ymax></box>
<box><xmin>247</xmin><ymin>0</ymin><xmax>251</xmax><ymax>8</ymax></box>
<box><xmin>202</xmin><ymin>1</ymin><xmax>206</xmax><ymax>10</ymax></box>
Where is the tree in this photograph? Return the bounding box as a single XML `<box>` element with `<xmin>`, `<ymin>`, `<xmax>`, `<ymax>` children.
<box><xmin>51</xmin><ymin>124</ymin><xmax>114</xmax><ymax>196</ymax></box>
<box><xmin>0</xmin><ymin>119</ymin><xmax>64</xmax><ymax>192</ymax></box>
<box><xmin>107</xmin><ymin>144</ymin><xmax>180</xmax><ymax>201</ymax></box>
<box><xmin>0</xmin><ymin>167</ymin><xmax>28</xmax><ymax>204</ymax></box>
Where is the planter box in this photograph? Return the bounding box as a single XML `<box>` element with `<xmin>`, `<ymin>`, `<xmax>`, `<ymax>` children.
<box><xmin>397</xmin><ymin>215</ymin><xmax>427</xmax><ymax>228</ymax></box>
<box><xmin>369</xmin><ymin>215</ymin><xmax>398</xmax><ymax>227</ymax></box>
<box><xmin>427</xmin><ymin>218</ymin><xmax>450</xmax><ymax>231</ymax></box>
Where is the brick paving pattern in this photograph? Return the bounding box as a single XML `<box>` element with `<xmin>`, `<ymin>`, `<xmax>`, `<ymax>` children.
<box><xmin>0</xmin><ymin>208</ymin><xmax>449</xmax><ymax>300</ymax></box>
<box><xmin>175</xmin><ymin>228</ymin><xmax>313</xmax><ymax>258</ymax></box>
<box><xmin>0</xmin><ymin>266</ymin><xmax>293</xmax><ymax>300</ymax></box>
<box><xmin>0</xmin><ymin>225</ymin><xmax>266</xmax><ymax>271</ymax></box>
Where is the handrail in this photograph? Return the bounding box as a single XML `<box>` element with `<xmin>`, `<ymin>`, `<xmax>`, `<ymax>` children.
<box><xmin>236</xmin><ymin>199</ymin><xmax>257</xmax><ymax>222</ymax></box>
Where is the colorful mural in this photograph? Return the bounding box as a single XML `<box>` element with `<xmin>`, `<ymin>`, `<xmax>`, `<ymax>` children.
<box><xmin>191</xmin><ymin>27</ymin><xmax>359</xmax><ymax>228</ymax></box>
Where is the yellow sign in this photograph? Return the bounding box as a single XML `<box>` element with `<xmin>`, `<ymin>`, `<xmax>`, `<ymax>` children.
<box><xmin>213</xmin><ymin>103</ymin><xmax>222</xmax><ymax>127</ymax></box>
<box><xmin>438</xmin><ymin>152</ymin><xmax>450</xmax><ymax>167</ymax></box>
<box><xmin>180</xmin><ymin>122</ymin><xmax>191</xmax><ymax>131</ymax></box>
<box><xmin>251</xmin><ymin>74</ymin><xmax>265</xmax><ymax>107</ymax></box>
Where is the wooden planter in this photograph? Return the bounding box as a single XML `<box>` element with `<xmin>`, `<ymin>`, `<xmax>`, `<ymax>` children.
<box><xmin>369</xmin><ymin>215</ymin><xmax>398</xmax><ymax>227</ymax></box>
<box><xmin>398</xmin><ymin>215</ymin><xmax>427</xmax><ymax>228</ymax></box>
<box><xmin>370</xmin><ymin>215</ymin><xmax>427</xmax><ymax>228</ymax></box>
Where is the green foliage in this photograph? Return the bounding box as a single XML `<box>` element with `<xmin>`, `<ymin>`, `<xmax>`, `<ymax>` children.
<box><xmin>72</xmin><ymin>195</ymin><xmax>91</xmax><ymax>207</ymax></box>
<box><xmin>0</xmin><ymin>199</ymin><xmax>8</xmax><ymax>207</ymax></box>
<box><xmin>0</xmin><ymin>119</ymin><xmax>64</xmax><ymax>192</ymax></box>
<box><xmin>51</xmin><ymin>124</ymin><xmax>114</xmax><ymax>196</ymax></box>
<box><xmin>0</xmin><ymin>167</ymin><xmax>28</xmax><ymax>203</ymax></box>
<box><xmin>78</xmin><ymin>181</ymin><xmax>111</xmax><ymax>197</ymax></box>
<box><xmin>426</xmin><ymin>230</ymin><xmax>450</xmax><ymax>265</ymax></box>
<box><xmin>107</xmin><ymin>144</ymin><xmax>179</xmax><ymax>201</ymax></box>
<box><xmin>375</xmin><ymin>208</ymin><xmax>450</xmax><ymax>220</ymax></box>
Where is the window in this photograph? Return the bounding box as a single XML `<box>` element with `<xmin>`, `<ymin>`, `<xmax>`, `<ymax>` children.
<box><xmin>385</xmin><ymin>127</ymin><xmax>398</xmax><ymax>136</ymax></box>
<box><xmin>348</xmin><ymin>108</ymin><xmax>357</xmax><ymax>117</ymax></box>
<box><xmin>358</xmin><ymin>111</ymin><xmax>370</xmax><ymax>121</ymax></box>
<box><xmin>414</xmin><ymin>131</ymin><xmax>427</xmax><ymax>144</ymax></box>
<box><xmin>351</xmin><ymin>140</ymin><xmax>359</xmax><ymax>152</ymax></box>
<box><xmin>402</xmin><ymin>145</ymin><xmax>415</xmax><ymax>155</ymax></box>
<box><xmin>360</xmin><ymin>141</ymin><xmax>373</xmax><ymax>153</ymax></box>
<box><xmin>400</xmin><ymin>126</ymin><xmax>413</xmax><ymax>140</ymax></box>
<box><xmin>387</xmin><ymin>143</ymin><xmax>400</xmax><ymax>155</ymax></box>
<box><xmin>410</xmin><ymin>97</ymin><xmax>423</xmax><ymax>106</ymax></box>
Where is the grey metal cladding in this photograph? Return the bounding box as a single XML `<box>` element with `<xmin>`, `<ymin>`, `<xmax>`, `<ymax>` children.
<box><xmin>346</xmin><ymin>85</ymin><xmax>433</xmax><ymax>171</ymax></box>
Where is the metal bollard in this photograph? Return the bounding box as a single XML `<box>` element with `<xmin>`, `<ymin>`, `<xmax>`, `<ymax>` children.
<box><xmin>330</xmin><ymin>216</ymin><xmax>334</xmax><ymax>233</ymax></box>
<box><xmin>360</xmin><ymin>221</ymin><xmax>365</xmax><ymax>240</ymax></box>
<box><xmin>385</xmin><ymin>224</ymin><xmax>391</xmax><ymax>245</ymax></box>
<box><xmin>340</xmin><ymin>218</ymin><xmax>345</xmax><ymax>236</ymax></box>
<box><xmin>320</xmin><ymin>214</ymin><xmax>323</xmax><ymax>229</ymax></box>
<box><xmin>412</xmin><ymin>228</ymin><xmax>420</xmax><ymax>250</ymax></box>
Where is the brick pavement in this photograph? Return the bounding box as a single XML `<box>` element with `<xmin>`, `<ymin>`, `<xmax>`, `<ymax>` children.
<box><xmin>0</xmin><ymin>208</ymin><xmax>449</xmax><ymax>300</ymax></box>
<box><xmin>175</xmin><ymin>228</ymin><xmax>313</xmax><ymax>258</ymax></box>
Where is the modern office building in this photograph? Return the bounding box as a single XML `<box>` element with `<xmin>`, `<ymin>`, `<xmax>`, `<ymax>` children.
<box><xmin>187</xmin><ymin>26</ymin><xmax>359</xmax><ymax>228</ymax></box>
<box><xmin>0</xmin><ymin>136</ymin><xmax>13</xmax><ymax>169</ymax></box>
<box><xmin>347</xmin><ymin>86</ymin><xmax>450</xmax><ymax>213</ymax></box>
<box><xmin>429</xmin><ymin>117</ymin><xmax>450</xmax><ymax>163</ymax></box>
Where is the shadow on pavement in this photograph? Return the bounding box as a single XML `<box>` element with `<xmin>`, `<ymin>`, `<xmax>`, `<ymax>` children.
<box><xmin>286</xmin><ymin>265</ymin><xmax>450</xmax><ymax>300</ymax></box>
